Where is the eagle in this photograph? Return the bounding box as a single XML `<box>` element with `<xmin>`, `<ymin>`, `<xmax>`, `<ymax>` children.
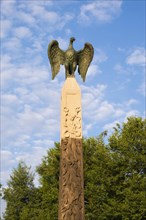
<box><xmin>48</xmin><ymin>37</ymin><xmax>94</xmax><ymax>82</ymax></box>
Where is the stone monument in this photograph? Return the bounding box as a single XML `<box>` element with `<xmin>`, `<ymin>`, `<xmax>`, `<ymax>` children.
<box><xmin>48</xmin><ymin>37</ymin><xmax>94</xmax><ymax>220</ymax></box>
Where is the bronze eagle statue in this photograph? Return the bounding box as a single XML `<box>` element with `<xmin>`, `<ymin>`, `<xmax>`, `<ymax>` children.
<box><xmin>48</xmin><ymin>37</ymin><xmax>94</xmax><ymax>82</ymax></box>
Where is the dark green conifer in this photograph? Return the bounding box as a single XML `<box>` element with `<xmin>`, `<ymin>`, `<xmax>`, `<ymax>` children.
<box><xmin>3</xmin><ymin>161</ymin><xmax>35</xmax><ymax>220</ymax></box>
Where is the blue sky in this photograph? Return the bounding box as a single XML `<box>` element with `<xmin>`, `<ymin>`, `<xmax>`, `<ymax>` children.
<box><xmin>1</xmin><ymin>0</ymin><xmax>145</xmax><ymax>202</ymax></box>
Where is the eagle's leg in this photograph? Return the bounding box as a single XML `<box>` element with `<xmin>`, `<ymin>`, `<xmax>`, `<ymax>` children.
<box><xmin>65</xmin><ymin>63</ymin><xmax>77</xmax><ymax>78</ymax></box>
<box><xmin>65</xmin><ymin>64</ymin><xmax>69</xmax><ymax>79</ymax></box>
<box><xmin>72</xmin><ymin>61</ymin><xmax>77</xmax><ymax>76</ymax></box>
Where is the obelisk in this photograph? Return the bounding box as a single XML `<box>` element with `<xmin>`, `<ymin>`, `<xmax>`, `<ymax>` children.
<box><xmin>59</xmin><ymin>76</ymin><xmax>84</xmax><ymax>219</ymax></box>
<box><xmin>47</xmin><ymin>37</ymin><xmax>94</xmax><ymax>220</ymax></box>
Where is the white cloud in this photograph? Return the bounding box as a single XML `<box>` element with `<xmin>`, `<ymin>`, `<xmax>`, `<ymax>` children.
<box><xmin>79</xmin><ymin>0</ymin><xmax>122</xmax><ymax>24</ymax></box>
<box><xmin>65</xmin><ymin>28</ymin><xmax>72</xmax><ymax>36</ymax></box>
<box><xmin>1</xmin><ymin>150</ymin><xmax>15</xmax><ymax>170</ymax></box>
<box><xmin>113</xmin><ymin>64</ymin><xmax>136</xmax><ymax>76</ymax></box>
<box><xmin>125</xmin><ymin>99</ymin><xmax>138</xmax><ymax>107</ymax></box>
<box><xmin>137</xmin><ymin>81</ymin><xmax>145</xmax><ymax>96</ymax></box>
<box><xmin>30</xmin><ymin>5</ymin><xmax>61</xmax><ymax>26</ymax></box>
<box><xmin>16</xmin><ymin>11</ymin><xmax>36</xmax><ymax>25</ymax></box>
<box><xmin>15</xmin><ymin>146</ymin><xmax>50</xmax><ymax>170</ymax></box>
<box><xmin>114</xmin><ymin>47</ymin><xmax>146</xmax><ymax>76</ymax></box>
<box><xmin>95</xmin><ymin>101</ymin><xmax>115</xmax><ymax>119</ymax></box>
<box><xmin>17</xmin><ymin>106</ymin><xmax>44</xmax><ymax>132</ymax></box>
<box><xmin>81</xmin><ymin>83</ymin><xmax>126</xmax><ymax>123</ymax></box>
<box><xmin>117</xmin><ymin>47</ymin><xmax>125</xmax><ymax>52</ymax></box>
<box><xmin>83</xmin><ymin>123</ymin><xmax>94</xmax><ymax>136</ymax></box>
<box><xmin>1</xmin><ymin>94</ymin><xmax>20</xmax><ymax>107</ymax></box>
<box><xmin>81</xmin><ymin>84</ymin><xmax>106</xmax><ymax>108</ymax></box>
<box><xmin>1</xmin><ymin>20</ymin><xmax>12</xmax><ymax>38</ymax></box>
<box><xmin>94</xmin><ymin>48</ymin><xmax>108</xmax><ymax>63</ymax></box>
<box><xmin>114</xmin><ymin>63</ymin><xmax>128</xmax><ymax>74</ymax></box>
<box><xmin>4</xmin><ymin>36</ymin><xmax>22</xmax><ymax>51</ymax></box>
<box><xmin>1</xmin><ymin>92</ymin><xmax>60</xmax><ymax>149</ymax></box>
<box><xmin>113</xmin><ymin>107</ymin><xmax>125</xmax><ymax>117</ymax></box>
<box><xmin>124</xmin><ymin>110</ymin><xmax>140</xmax><ymax>121</ymax></box>
<box><xmin>1</xmin><ymin>0</ymin><xmax>16</xmax><ymax>17</ymax></box>
<box><xmin>103</xmin><ymin>120</ymin><xmax>120</xmax><ymax>133</ymax></box>
<box><xmin>1</xmin><ymin>0</ymin><xmax>74</xmax><ymax>40</ymax></box>
<box><xmin>1</xmin><ymin>50</ymin><xmax>62</xmax><ymax>160</ymax></box>
<box><xmin>103</xmin><ymin>105</ymin><xmax>140</xmax><ymax>136</ymax></box>
<box><xmin>81</xmin><ymin>82</ymin><xmax>141</xmax><ymax>136</ymax></box>
<box><xmin>13</xmin><ymin>26</ymin><xmax>32</xmax><ymax>39</ymax></box>
<box><xmin>24</xmin><ymin>3</ymin><xmax>74</xmax><ymax>31</ymax></box>
<box><xmin>126</xmin><ymin>48</ymin><xmax>146</xmax><ymax>66</ymax></box>
<box><xmin>86</xmin><ymin>64</ymin><xmax>101</xmax><ymax>79</ymax></box>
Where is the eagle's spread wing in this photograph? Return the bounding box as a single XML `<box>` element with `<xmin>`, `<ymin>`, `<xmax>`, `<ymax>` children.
<box><xmin>48</xmin><ymin>40</ymin><xmax>65</xmax><ymax>80</ymax></box>
<box><xmin>77</xmin><ymin>43</ymin><xmax>94</xmax><ymax>82</ymax></box>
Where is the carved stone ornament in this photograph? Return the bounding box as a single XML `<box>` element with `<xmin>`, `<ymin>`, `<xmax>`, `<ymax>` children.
<box><xmin>59</xmin><ymin>138</ymin><xmax>84</xmax><ymax>220</ymax></box>
<box><xmin>63</xmin><ymin>107</ymin><xmax>81</xmax><ymax>139</ymax></box>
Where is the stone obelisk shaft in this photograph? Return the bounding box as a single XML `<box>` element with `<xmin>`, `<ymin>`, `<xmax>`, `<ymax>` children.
<box><xmin>59</xmin><ymin>77</ymin><xmax>84</xmax><ymax>220</ymax></box>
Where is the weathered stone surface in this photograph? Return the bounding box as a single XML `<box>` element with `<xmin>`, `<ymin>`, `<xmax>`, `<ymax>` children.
<box><xmin>59</xmin><ymin>77</ymin><xmax>84</xmax><ymax>220</ymax></box>
<box><xmin>59</xmin><ymin>138</ymin><xmax>84</xmax><ymax>220</ymax></box>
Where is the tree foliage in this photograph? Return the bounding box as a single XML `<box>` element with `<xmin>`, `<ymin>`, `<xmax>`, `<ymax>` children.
<box><xmin>3</xmin><ymin>117</ymin><xmax>146</xmax><ymax>220</ymax></box>
<box><xmin>36</xmin><ymin>143</ymin><xmax>60</xmax><ymax>219</ymax></box>
<box><xmin>107</xmin><ymin>117</ymin><xmax>146</xmax><ymax>220</ymax></box>
<box><xmin>3</xmin><ymin>161</ymin><xmax>35</xmax><ymax>220</ymax></box>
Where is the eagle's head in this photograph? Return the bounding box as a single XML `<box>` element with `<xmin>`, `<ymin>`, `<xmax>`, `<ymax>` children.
<box><xmin>70</xmin><ymin>37</ymin><xmax>76</xmax><ymax>43</ymax></box>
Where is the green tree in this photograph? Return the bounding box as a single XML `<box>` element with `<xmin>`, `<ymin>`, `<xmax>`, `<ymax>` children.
<box><xmin>3</xmin><ymin>117</ymin><xmax>146</xmax><ymax>220</ymax></box>
<box><xmin>36</xmin><ymin>117</ymin><xmax>146</xmax><ymax>220</ymax></box>
<box><xmin>36</xmin><ymin>142</ymin><xmax>60</xmax><ymax>220</ymax></box>
<box><xmin>0</xmin><ymin>183</ymin><xmax>3</xmax><ymax>220</ymax></box>
<box><xmin>19</xmin><ymin>187</ymin><xmax>43</xmax><ymax>220</ymax></box>
<box><xmin>107</xmin><ymin>117</ymin><xmax>146</xmax><ymax>219</ymax></box>
<box><xmin>0</xmin><ymin>183</ymin><xmax>2</xmax><ymax>197</ymax></box>
<box><xmin>3</xmin><ymin>161</ymin><xmax>35</xmax><ymax>220</ymax></box>
<box><xmin>83</xmin><ymin>134</ymin><xmax>113</xmax><ymax>220</ymax></box>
